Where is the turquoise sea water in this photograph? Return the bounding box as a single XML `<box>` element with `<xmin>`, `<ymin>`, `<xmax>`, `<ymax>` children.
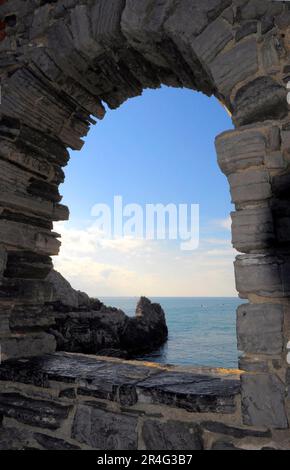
<box><xmin>99</xmin><ymin>297</ymin><xmax>243</xmax><ymax>368</ymax></box>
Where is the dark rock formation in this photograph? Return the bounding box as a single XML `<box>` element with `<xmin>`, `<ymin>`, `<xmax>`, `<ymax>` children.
<box><xmin>46</xmin><ymin>269</ymin><xmax>93</xmax><ymax>311</ymax></box>
<box><xmin>47</xmin><ymin>270</ymin><xmax>168</xmax><ymax>357</ymax></box>
<box><xmin>120</xmin><ymin>296</ymin><xmax>168</xmax><ymax>355</ymax></box>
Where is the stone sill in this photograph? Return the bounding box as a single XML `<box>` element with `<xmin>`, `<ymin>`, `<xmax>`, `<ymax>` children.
<box><xmin>0</xmin><ymin>352</ymin><xmax>241</xmax><ymax>414</ymax></box>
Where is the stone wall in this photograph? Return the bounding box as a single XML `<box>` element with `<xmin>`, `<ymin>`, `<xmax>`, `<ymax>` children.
<box><xmin>0</xmin><ymin>352</ymin><xmax>288</xmax><ymax>451</ymax></box>
<box><xmin>216</xmin><ymin>121</ymin><xmax>290</xmax><ymax>429</ymax></box>
<box><xmin>0</xmin><ymin>0</ymin><xmax>289</xmax><ymax>448</ymax></box>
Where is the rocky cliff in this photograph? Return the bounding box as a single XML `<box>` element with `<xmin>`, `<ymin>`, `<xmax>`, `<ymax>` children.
<box><xmin>46</xmin><ymin>270</ymin><xmax>168</xmax><ymax>358</ymax></box>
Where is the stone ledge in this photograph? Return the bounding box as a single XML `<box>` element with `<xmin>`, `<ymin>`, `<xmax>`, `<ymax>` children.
<box><xmin>0</xmin><ymin>354</ymin><xmax>286</xmax><ymax>450</ymax></box>
<box><xmin>0</xmin><ymin>352</ymin><xmax>241</xmax><ymax>414</ymax></box>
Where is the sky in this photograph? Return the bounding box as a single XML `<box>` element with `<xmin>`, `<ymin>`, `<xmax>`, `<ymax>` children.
<box><xmin>53</xmin><ymin>86</ymin><xmax>237</xmax><ymax>297</ymax></box>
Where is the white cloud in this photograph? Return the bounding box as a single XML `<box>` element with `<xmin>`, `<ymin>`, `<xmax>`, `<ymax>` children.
<box><xmin>53</xmin><ymin>221</ymin><xmax>237</xmax><ymax>297</ymax></box>
<box><xmin>214</xmin><ymin>216</ymin><xmax>232</xmax><ymax>231</ymax></box>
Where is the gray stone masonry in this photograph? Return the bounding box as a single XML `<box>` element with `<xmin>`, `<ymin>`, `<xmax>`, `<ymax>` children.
<box><xmin>0</xmin><ymin>0</ymin><xmax>289</xmax><ymax>448</ymax></box>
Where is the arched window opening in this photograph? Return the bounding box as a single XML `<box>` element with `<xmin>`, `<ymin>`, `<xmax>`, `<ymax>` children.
<box><xmin>54</xmin><ymin>87</ymin><xmax>241</xmax><ymax>368</ymax></box>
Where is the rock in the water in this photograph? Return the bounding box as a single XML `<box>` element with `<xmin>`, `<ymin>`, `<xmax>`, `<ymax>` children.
<box><xmin>47</xmin><ymin>271</ymin><xmax>168</xmax><ymax>357</ymax></box>
<box><xmin>120</xmin><ymin>296</ymin><xmax>168</xmax><ymax>354</ymax></box>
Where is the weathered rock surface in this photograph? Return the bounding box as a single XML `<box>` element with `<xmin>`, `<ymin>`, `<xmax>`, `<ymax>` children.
<box><xmin>72</xmin><ymin>403</ymin><xmax>138</xmax><ymax>450</ymax></box>
<box><xmin>233</xmin><ymin>77</ymin><xmax>288</xmax><ymax>126</ymax></box>
<box><xmin>0</xmin><ymin>353</ymin><xmax>241</xmax><ymax>412</ymax></box>
<box><xmin>142</xmin><ymin>420</ymin><xmax>203</xmax><ymax>450</ymax></box>
<box><xmin>47</xmin><ymin>270</ymin><xmax>168</xmax><ymax>357</ymax></box>
<box><xmin>241</xmin><ymin>373</ymin><xmax>288</xmax><ymax>429</ymax></box>
<box><xmin>0</xmin><ymin>426</ymin><xmax>30</xmax><ymax>450</ymax></box>
<box><xmin>201</xmin><ymin>421</ymin><xmax>271</xmax><ymax>439</ymax></box>
<box><xmin>33</xmin><ymin>433</ymin><xmax>81</xmax><ymax>450</ymax></box>
<box><xmin>136</xmin><ymin>370</ymin><xmax>240</xmax><ymax>414</ymax></box>
<box><xmin>0</xmin><ymin>392</ymin><xmax>72</xmax><ymax>430</ymax></box>
<box><xmin>0</xmin><ymin>353</ymin><xmax>244</xmax><ymax>450</ymax></box>
<box><xmin>237</xmin><ymin>303</ymin><xmax>284</xmax><ymax>355</ymax></box>
<box><xmin>47</xmin><ymin>270</ymin><xmax>91</xmax><ymax>310</ymax></box>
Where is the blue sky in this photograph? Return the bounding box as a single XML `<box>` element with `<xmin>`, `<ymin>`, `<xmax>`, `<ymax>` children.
<box><xmin>53</xmin><ymin>86</ymin><xmax>237</xmax><ymax>297</ymax></box>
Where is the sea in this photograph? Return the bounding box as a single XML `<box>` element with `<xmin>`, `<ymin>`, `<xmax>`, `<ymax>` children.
<box><xmin>99</xmin><ymin>297</ymin><xmax>244</xmax><ymax>369</ymax></box>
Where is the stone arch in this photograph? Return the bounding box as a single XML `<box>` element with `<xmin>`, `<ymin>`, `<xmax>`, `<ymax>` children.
<box><xmin>0</xmin><ymin>0</ymin><xmax>289</xmax><ymax>435</ymax></box>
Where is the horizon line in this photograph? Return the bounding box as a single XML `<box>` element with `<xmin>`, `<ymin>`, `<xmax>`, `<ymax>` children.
<box><xmin>98</xmin><ymin>295</ymin><xmax>240</xmax><ymax>298</ymax></box>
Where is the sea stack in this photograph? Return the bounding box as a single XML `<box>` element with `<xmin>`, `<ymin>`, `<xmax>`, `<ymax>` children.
<box><xmin>120</xmin><ymin>296</ymin><xmax>168</xmax><ymax>354</ymax></box>
<box><xmin>46</xmin><ymin>270</ymin><xmax>168</xmax><ymax>357</ymax></box>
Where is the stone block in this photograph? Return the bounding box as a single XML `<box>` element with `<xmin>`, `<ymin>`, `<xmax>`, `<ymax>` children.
<box><xmin>0</xmin><ymin>219</ymin><xmax>60</xmax><ymax>256</ymax></box>
<box><xmin>229</xmin><ymin>169</ymin><xmax>271</xmax><ymax>204</ymax></box>
<box><xmin>237</xmin><ymin>303</ymin><xmax>284</xmax><ymax>355</ymax></box>
<box><xmin>264</xmin><ymin>151</ymin><xmax>286</xmax><ymax>170</ymax></box>
<box><xmin>231</xmin><ymin>208</ymin><xmax>275</xmax><ymax>252</ymax></box>
<box><xmin>210</xmin><ymin>39</ymin><xmax>258</xmax><ymax>96</ymax></box>
<box><xmin>90</xmin><ymin>0</ymin><xmax>125</xmax><ymax>44</ymax></box>
<box><xmin>33</xmin><ymin>433</ymin><xmax>80</xmax><ymax>450</ymax></box>
<box><xmin>0</xmin><ymin>332</ymin><xmax>56</xmax><ymax>361</ymax></box>
<box><xmin>261</xmin><ymin>36</ymin><xmax>282</xmax><ymax>72</ymax></box>
<box><xmin>233</xmin><ymin>77</ymin><xmax>287</xmax><ymax>126</ymax></box>
<box><xmin>192</xmin><ymin>17</ymin><xmax>233</xmax><ymax>64</ymax></box>
<box><xmin>241</xmin><ymin>373</ymin><xmax>288</xmax><ymax>429</ymax></box>
<box><xmin>4</xmin><ymin>251</ymin><xmax>53</xmax><ymax>280</ymax></box>
<box><xmin>0</xmin><ymin>191</ymin><xmax>62</xmax><ymax>222</ymax></box>
<box><xmin>216</xmin><ymin>128</ymin><xmax>266</xmax><ymax>175</ymax></box>
<box><xmin>9</xmin><ymin>305</ymin><xmax>55</xmax><ymax>333</ymax></box>
<box><xmin>76</xmin><ymin>359</ymin><xmax>157</xmax><ymax>405</ymax></box>
<box><xmin>70</xmin><ymin>5</ymin><xmax>103</xmax><ymax>58</ymax></box>
<box><xmin>0</xmin><ymin>393</ymin><xmax>72</xmax><ymax>429</ymax></box>
<box><xmin>1</xmin><ymin>68</ymin><xmax>86</xmax><ymax>151</ymax></box>
<box><xmin>72</xmin><ymin>403</ymin><xmax>138</xmax><ymax>450</ymax></box>
<box><xmin>0</xmin><ymin>279</ymin><xmax>54</xmax><ymax>304</ymax></box>
<box><xmin>53</xmin><ymin>204</ymin><xmax>69</xmax><ymax>222</ymax></box>
<box><xmin>137</xmin><ymin>370</ymin><xmax>240</xmax><ymax>414</ymax></box>
<box><xmin>18</xmin><ymin>124</ymin><xmax>69</xmax><ymax>167</ymax></box>
<box><xmin>0</xmin><ymin>426</ymin><xmax>30</xmax><ymax>450</ymax></box>
<box><xmin>238</xmin><ymin>356</ymin><xmax>270</xmax><ymax>373</ymax></box>
<box><xmin>30</xmin><ymin>4</ymin><xmax>51</xmax><ymax>40</ymax></box>
<box><xmin>27</xmin><ymin>179</ymin><xmax>61</xmax><ymax>204</ymax></box>
<box><xmin>164</xmin><ymin>0</ymin><xmax>231</xmax><ymax>40</ymax></box>
<box><xmin>201</xmin><ymin>420</ymin><xmax>271</xmax><ymax>439</ymax></box>
<box><xmin>0</xmin><ymin>352</ymin><xmax>108</xmax><ymax>386</ymax></box>
<box><xmin>234</xmin><ymin>255</ymin><xmax>284</xmax><ymax>297</ymax></box>
<box><xmin>142</xmin><ymin>420</ymin><xmax>203</xmax><ymax>450</ymax></box>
